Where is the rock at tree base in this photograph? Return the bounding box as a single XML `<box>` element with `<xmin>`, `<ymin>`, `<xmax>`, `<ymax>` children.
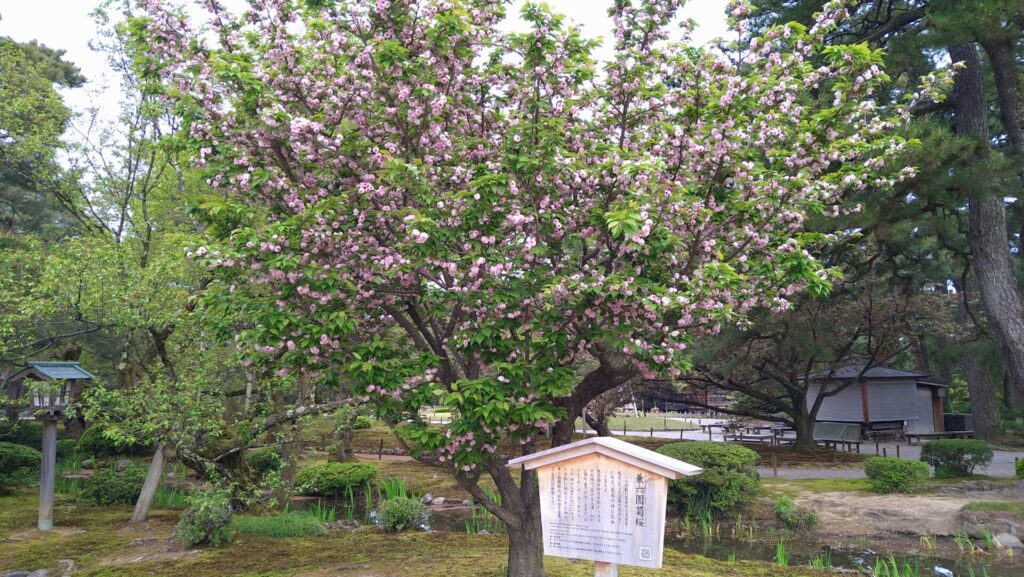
<box><xmin>430</xmin><ymin>497</ymin><xmax>445</xmax><ymax>506</ymax></box>
<box><xmin>420</xmin><ymin>493</ymin><xmax>433</xmax><ymax>504</ymax></box>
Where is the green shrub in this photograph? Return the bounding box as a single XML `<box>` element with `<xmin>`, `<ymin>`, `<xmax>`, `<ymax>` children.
<box><xmin>864</xmin><ymin>457</ymin><xmax>930</xmax><ymax>493</ymax></box>
<box><xmin>1016</xmin><ymin>458</ymin><xmax>1024</xmax><ymax>479</ymax></box>
<box><xmin>175</xmin><ymin>489</ymin><xmax>233</xmax><ymax>548</ymax></box>
<box><xmin>57</xmin><ymin>438</ymin><xmax>78</xmax><ymax>459</ymax></box>
<box><xmin>656</xmin><ymin>441</ymin><xmax>760</xmax><ymax>516</ymax></box>
<box><xmin>245</xmin><ymin>446</ymin><xmax>283</xmax><ymax>475</ymax></box>
<box><xmin>772</xmin><ymin>495</ymin><xmax>817</xmax><ymax>530</ymax></box>
<box><xmin>354</xmin><ymin>416</ymin><xmax>374</xmax><ymax>429</ymax></box>
<box><xmin>0</xmin><ymin>441</ymin><xmax>41</xmax><ymax>494</ymax></box>
<box><xmin>378</xmin><ymin>497</ymin><xmax>426</xmax><ymax>532</ymax></box>
<box><xmin>920</xmin><ymin>439</ymin><xmax>993</xmax><ymax>478</ymax></box>
<box><xmin>231</xmin><ymin>512</ymin><xmax>325</xmax><ymax>538</ymax></box>
<box><xmin>296</xmin><ymin>462</ymin><xmax>376</xmax><ymax>497</ymax></box>
<box><xmin>80</xmin><ymin>465</ymin><xmax>147</xmax><ymax>505</ymax></box>
<box><xmin>77</xmin><ymin>426</ymin><xmax>125</xmax><ymax>457</ymax></box>
<box><xmin>0</xmin><ymin>421</ymin><xmax>43</xmax><ymax>449</ymax></box>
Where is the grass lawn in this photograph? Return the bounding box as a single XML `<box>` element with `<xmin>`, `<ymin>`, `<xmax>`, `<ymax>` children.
<box><xmin>0</xmin><ymin>489</ymin><xmax>823</xmax><ymax>577</ymax></box>
<box><xmin>762</xmin><ymin>477</ymin><xmax>873</xmax><ymax>496</ymax></box>
<box><xmin>961</xmin><ymin>500</ymin><xmax>1024</xmax><ymax>517</ymax></box>
<box><xmin>576</xmin><ymin>415</ymin><xmax>700</xmax><ymax>432</ymax></box>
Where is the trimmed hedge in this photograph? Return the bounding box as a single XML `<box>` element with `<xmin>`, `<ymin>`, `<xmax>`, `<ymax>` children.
<box><xmin>656</xmin><ymin>441</ymin><xmax>759</xmax><ymax>516</ymax></box>
<box><xmin>57</xmin><ymin>438</ymin><xmax>78</xmax><ymax>459</ymax></box>
<box><xmin>77</xmin><ymin>426</ymin><xmax>123</xmax><ymax>457</ymax></box>
<box><xmin>245</xmin><ymin>447</ymin><xmax>283</xmax><ymax>475</ymax></box>
<box><xmin>0</xmin><ymin>421</ymin><xmax>43</xmax><ymax>449</ymax></box>
<box><xmin>296</xmin><ymin>462</ymin><xmax>377</xmax><ymax>497</ymax></box>
<box><xmin>920</xmin><ymin>439</ymin><xmax>993</xmax><ymax>478</ymax></box>
<box><xmin>0</xmin><ymin>441</ymin><xmax>41</xmax><ymax>494</ymax></box>
<box><xmin>80</xmin><ymin>465</ymin><xmax>147</xmax><ymax>505</ymax></box>
<box><xmin>864</xmin><ymin>457</ymin><xmax>930</xmax><ymax>493</ymax></box>
<box><xmin>378</xmin><ymin>498</ymin><xmax>427</xmax><ymax>532</ymax></box>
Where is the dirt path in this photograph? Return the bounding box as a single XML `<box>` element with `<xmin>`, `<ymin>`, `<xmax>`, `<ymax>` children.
<box><xmin>787</xmin><ymin>483</ymin><xmax>1024</xmax><ymax>536</ymax></box>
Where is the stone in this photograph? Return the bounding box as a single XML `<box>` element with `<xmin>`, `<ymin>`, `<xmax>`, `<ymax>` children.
<box><xmin>420</xmin><ymin>493</ymin><xmax>433</xmax><ymax>504</ymax></box>
<box><xmin>80</xmin><ymin>459</ymin><xmax>94</xmax><ymax>469</ymax></box>
<box><xmin>995</xmin><ymin>533</ymin><xmax>1024</xmax><ymax>549</ymax></box>
<box><xmin>430</xmin><ymin>497</ymin><xmax>445</xmax><ymax>506</ymax></box>
<box><xmin>115</xmin><ymin>459</ymin><xmax>132</xmax><ymax>471</ymax></box>
<box><xmin>3</xmin><ymin>572</ymin><xmax>30</xmax><ymax>577</ymax></box>
<box><xmin>27</xmin><ymin>570</ymin><xmax>50</xmax><ymax>577</ymax></box>
<box><xmin>462</xmin><ymin>499</ymin><xmax>472</xmax><ymax>507</ymax></box>
<box><xmin>56</xmin><ymin>559</ymin><xmax>75</xmax><ymax>576</ymax></box>
<box><xmin>477</xmin><ymin>529</ymin><xmax>490</xmax><ymax>535</ymax></box>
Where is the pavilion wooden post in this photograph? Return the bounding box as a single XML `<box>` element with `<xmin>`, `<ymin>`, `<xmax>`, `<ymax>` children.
<box><xmin>594</xmin><ymin>561</ymin><xmax>618</xmax><ymax>577</ymax></box>
<box><xmin>37</xmin><ymin>415</ymin><xmax>58</xmax><ymax>531</ymax></box>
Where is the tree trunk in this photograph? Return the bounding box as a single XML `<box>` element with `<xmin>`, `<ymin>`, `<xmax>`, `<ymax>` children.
<box><xmin>583</xmin><ymin>411</ymin><xmax>612</xmax><ymax>437</ymax></box>
<box><xmin>791</xmin><ymin>410</ymin><xmax>816</xmax><ymax>450</ymax></box>
<box><xmin>131</xmin><ymin>443</ymin><xmax>173</xmax><ymax>523</ymax></box>
<box><xmin>964</xmin><ymin>351</ymin><xmax>1001</xmax><ymax>439</ymax></box>
<box><xmin>953</xmin><ymin>43</ymin><xmax>1024</xmax><ymax>407</ymax></box>
<box><xmin>505</xmin><ymin>498</ymin><xmax>546</xmax><ymax>577</ymax></box>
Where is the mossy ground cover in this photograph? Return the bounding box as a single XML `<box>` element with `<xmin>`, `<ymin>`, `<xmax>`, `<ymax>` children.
<box><xmin>0</xmin><ymin>489</ymin><xmax>822</xmax><ymax>577</ymax></box>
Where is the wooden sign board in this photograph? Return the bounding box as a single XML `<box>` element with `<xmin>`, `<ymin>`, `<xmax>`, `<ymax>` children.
<box><xmin>508</xmin><ymin>436</ymin><xmax>702</xmax><ymax>572</ymax></box>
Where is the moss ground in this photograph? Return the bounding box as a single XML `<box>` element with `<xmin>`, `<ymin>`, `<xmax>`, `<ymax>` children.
<box><xmin>0</xmin><ymin>489</ymin><xmax>822</xmax><ymax>577</ymax></box>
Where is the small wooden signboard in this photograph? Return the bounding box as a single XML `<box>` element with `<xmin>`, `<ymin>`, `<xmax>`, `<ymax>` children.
<box><xmin>508</xmin><ymin>437</ymin><xmax>702</xmax><ymax>576</ymax></box>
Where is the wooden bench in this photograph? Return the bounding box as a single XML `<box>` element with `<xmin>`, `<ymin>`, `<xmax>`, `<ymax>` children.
<box><xmin>724</xmin><ymin>433</ymin><xmax>774</xmax><ymax>445</ymax></box>
<box><xmin>905</xmin><ymin>430</ymin><xmax>974</xmax><ymax>446</ymax></box>
<box><xmin>815</xmin><ymin>439</ymin><xmax>862</xmax><ymax>452</ymax></box>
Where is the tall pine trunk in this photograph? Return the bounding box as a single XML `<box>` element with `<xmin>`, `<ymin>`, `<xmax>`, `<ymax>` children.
<box><xmin>951</xmin><ymin>43</ymin><xmax>1009</xmax><ymax>433</ymax></box>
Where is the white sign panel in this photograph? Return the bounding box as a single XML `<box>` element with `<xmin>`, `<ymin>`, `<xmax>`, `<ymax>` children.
<box><xmin>536</xmin><ymin>453</ymin><xmax>668</xmax><ymax>568</ymax></box>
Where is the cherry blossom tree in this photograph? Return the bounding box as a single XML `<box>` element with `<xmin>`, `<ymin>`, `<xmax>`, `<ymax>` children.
<box><xmin>134</xmin><ymin>0</ymin><xmax>948</xmax><ymax>573</ymax></box>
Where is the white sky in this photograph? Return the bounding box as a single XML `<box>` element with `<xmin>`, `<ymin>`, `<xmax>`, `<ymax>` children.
<box><xmin>0</xmin><ymin>0</ymin><xmax>729</xmax><ymax>122</ymax></box>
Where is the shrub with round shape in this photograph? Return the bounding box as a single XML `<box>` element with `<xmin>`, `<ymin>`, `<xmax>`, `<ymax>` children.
<box><xmin>864</xmin><ymin>457</ymin><xmax>930</xmax><ymax>493</ymax></box>
<box><xmin>77</xmin><ymin>426</ymin><xmax>125</xmax><ymax>457</ymax></box>
<box><xmin>378</xmin><ymin>497</ymin><xmax>427</xmax><ymax>532</ymax></box>
<box><xmin>80</xmin><ymin>465</ymin><xmax>147</xmax><ymax>505</ymax></box>
<box><xmin>296</xmin><ymin>462</ymin><xmax>376</xmax><ymax>497</ymax></box>
<box><xmin>245</xmin><ymin>446</ymin><xmax>283</xmax><ymax>475</ymax></box>
<box><xmin>56</xmin><ymin>438</ymin><xmax>78</xmax><ymax>459</ymax></box>
<box><xmin>919</xmin><ymin>439</ymin><xmax>993</xmax><ymax>478</ymax></box>
<box><xmin>0</xmin><ymin>421</ymin><xmax>43</xmax><ymax>449</ymax></box>
<box><xmin>175</xmin><ymin>489</ymin><xmax>233</xmax><ymax>548</ymax></box>
<box><xmin>0</xmin><ymin>441</ymin><xmax>41</xmax><ymax>494</ymax></box>
<box><xmin>656</xmin><ymin>441</ymin><xmax>759</xmax><ymax>516</ymax></box>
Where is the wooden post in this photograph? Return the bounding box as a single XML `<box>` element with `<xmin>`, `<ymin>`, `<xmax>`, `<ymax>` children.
<box><xmin>38</xmin><ymin>417</ymin><xmax>57</xmax><ymax>531</ymax></box>
<box><xmin>875</xmin><ymin>441</ymin><xmax>879</xmax><ymax>455</ymax></box>
<box><xmin>378</xmin><ymin>439</ymin><xmax>384</xmax><ymax>460</ymax></box>
<box><xmin>772</xmin><ymin>452</ymin><xmax>777</xmax><ymax>478</ymax></box>
<box><xmin>896</xmin><ymin>445</ymin><xmax>900</xmax><ymax>459</ymax></box>
<box><xmin>623</xmin><ymin>421</ymin><xmax>627</xmax><ymax>436</ymax></box>
<box><xmin>649</xmin><ymin>427</ymin><xmax>653</xmax><ymax>438</ymax></box>
<box><xmin>594</xmin><ymin>561</ymin><xmax>618</xmax><ymax>577</ymax></box>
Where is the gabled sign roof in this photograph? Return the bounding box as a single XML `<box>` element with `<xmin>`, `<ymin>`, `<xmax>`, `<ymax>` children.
<box><xmin>507</xmin><ymin>436</ymin><xmax>703</xmax><ymax>480</ymax></box>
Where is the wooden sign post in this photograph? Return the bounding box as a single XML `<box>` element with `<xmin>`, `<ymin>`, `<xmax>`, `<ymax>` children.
<box><xmin>508</xmin><ymin>437</ymin><xmax>702</xmax><ymax>576</ymax></box>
